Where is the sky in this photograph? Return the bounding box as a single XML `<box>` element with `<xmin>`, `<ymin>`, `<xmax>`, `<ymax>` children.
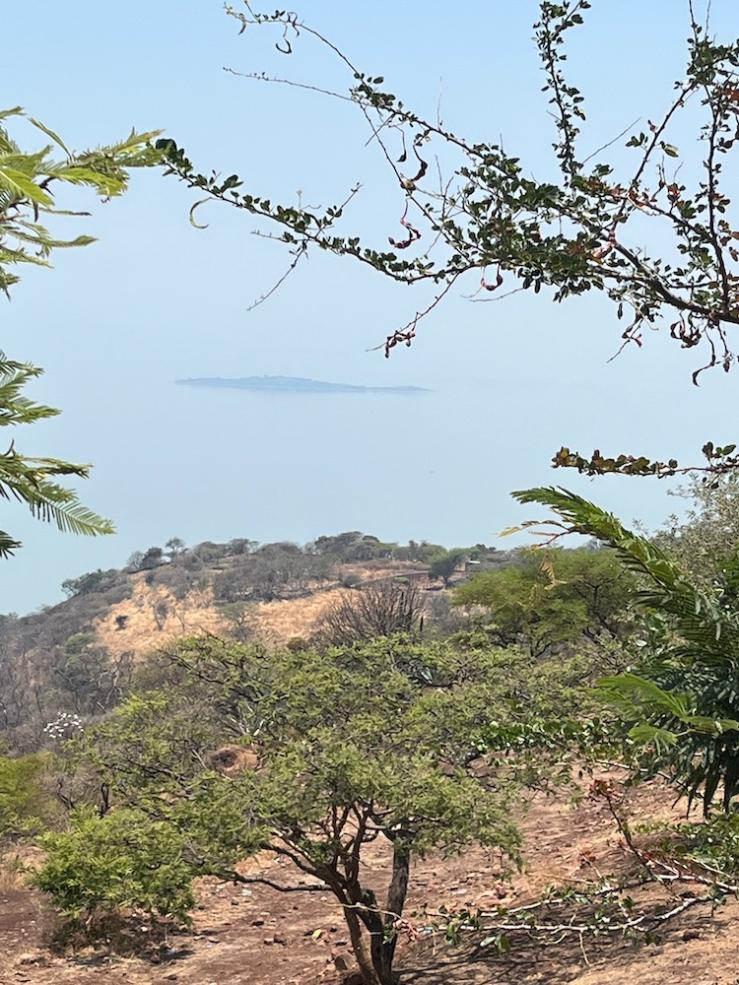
<box><xmin>2</xmin><ymin>0</ymin><xmax>739</xmax><ymax>613</ymax></box>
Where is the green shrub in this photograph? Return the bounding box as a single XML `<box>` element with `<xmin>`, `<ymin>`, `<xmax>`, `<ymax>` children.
<box><xmin>37</xmin><ymin>808</ymin><xmax>195</xmax><ymax>924</ymax></box>
<box><xmin>0</xmin><ymin>754</ymin><xmax>54</xmax><ymax>838</ymax></box>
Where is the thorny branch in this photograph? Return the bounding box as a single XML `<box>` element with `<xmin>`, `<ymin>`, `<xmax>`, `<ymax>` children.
<box><xmin>155</xmin><ymin>1</ymin><xmax>739</xmax><ymax>475</ymax></box>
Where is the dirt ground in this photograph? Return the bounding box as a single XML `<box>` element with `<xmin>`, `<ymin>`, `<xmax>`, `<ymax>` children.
<box><xmin>1</xmin><ymin>776</ymin><xmax>737</xmax><ymax>985</ymax></box>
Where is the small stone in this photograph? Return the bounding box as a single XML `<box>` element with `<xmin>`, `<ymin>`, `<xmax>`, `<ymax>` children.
<box><xmin>18</xmin><ymin>954</ymin><xmax>48</xmax><ymax>968</ymax></box>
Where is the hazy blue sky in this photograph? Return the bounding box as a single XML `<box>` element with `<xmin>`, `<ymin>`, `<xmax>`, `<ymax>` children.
<box><xmin>2</xmin><ymin>1</ymin><xmax>739</xmax><ymax>613</ymax></box>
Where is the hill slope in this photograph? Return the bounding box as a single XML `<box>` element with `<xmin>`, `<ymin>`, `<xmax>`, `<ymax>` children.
<box><xmin>0</xmin><ymin>532</ymin><xmax>508</xmax><ymax>748</ymax></box>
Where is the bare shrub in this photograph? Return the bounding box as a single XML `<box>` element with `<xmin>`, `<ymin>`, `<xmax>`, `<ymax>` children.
<box><xmin>317</xmin><ymin>579</ymin><xmax>424</xmax><ymax>646</ymax></box>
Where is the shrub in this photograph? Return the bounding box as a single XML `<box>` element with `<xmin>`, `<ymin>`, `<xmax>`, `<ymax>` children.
<box><xmin>0</xmin><ymin>753</ymin><xmax>55</xmax><ymax>838</ymax></box>
<box><xmin>318</xmin><ymin>579</ymin><xmax>425</xmax><ymax>646</ymax></box>
<box><xmin>37</xmin><ymin>808</ymin><xmax>195</xmax><ymax>925</ymax></box>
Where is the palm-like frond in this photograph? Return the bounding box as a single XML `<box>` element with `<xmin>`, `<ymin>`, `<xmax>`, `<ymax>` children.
<box><xmin>514</xmin><ymin>486</ymin><xmax>739</xmax><ymax>811</ymax></box>
<box><xmin>0</xmin><ymin>350</ymin><xmax>114</xmax><ymax>554</ymax></box>
<box><xmin>0</xmin><ymin>112</ymin><xmax>161</xmax><ymax>557</ymax></box>
<box><xmin>0</xmin><ymin>110</ymin><xmax>162</xmax><ymax>287</ymax></box>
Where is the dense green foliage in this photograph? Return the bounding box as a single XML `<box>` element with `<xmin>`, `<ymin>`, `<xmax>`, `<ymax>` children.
<box><xmin>38</xmin><ymin>809</ymin><xmax>195</xmax><ymax>924</ymax></box>
<box><xmin>453</xmin><ymin>548</ymin><xmax>632</xmax><ymax>656</ymax></box>
<box><xmin>0</xmin><ymin>753</ymin><xmax>54</xmax><ymax>837</ymax></box>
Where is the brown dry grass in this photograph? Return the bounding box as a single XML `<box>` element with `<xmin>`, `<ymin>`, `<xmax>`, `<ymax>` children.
<box><xmin>94</xmin><ymin>577</ymin><xmax>228</xmax><ymax>659</ymax></box>
<box><xmin>91</xmin><ymin>565</ymin><xmax>424</xmax><ymax>661</ymax></box>
<box><xmin>252</xmin><ymin>587</ymin><xmax>352</xmax><ymax>644</ymax></box>
<box><xmin>3</xmin><ymin>778</ymin><xmax>738</xmax><ymax>985</ymax></box>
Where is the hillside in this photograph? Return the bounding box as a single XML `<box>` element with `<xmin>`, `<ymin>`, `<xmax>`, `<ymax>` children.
<box><xmin>0</xmin><ymin>532</ymin><xmax>508</xmax><ymax>749</ymax></box>
<box><xmin>2</xmin><ymin>530</ymin><xmax>739</xmax><ymax>985</ymax></box>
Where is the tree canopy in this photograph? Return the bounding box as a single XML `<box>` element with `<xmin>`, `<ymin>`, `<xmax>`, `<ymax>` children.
<box><xmin>453</xmin><ymin>547</ymin><xmax>632</xmax><ymax>656</ymax></box>
<box><xmin>43</xmin><ymin>636</ymin><xmax>523</xmax><ymax>984</ymax></box>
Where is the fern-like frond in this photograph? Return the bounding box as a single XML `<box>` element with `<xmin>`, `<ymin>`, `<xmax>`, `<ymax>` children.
<box><xmin>515</xmin><ymin>485</ymin><xmax>739</xmax><ymax>811</ymax></box>
<box><xmin>23</xmin><ymin>481</ymin><xmax>114</xmax><ymax>537</ymax></box>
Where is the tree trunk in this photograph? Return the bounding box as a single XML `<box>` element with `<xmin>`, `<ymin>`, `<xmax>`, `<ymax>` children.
<box><xmin>368</xmin><ymin>844</ymin><xmax>411</xmax><ymax>985</ymax></box>
<box><xmin>344</xmin><ymin>907</ymin><xmax>382</xmax><ymax>985</ymax></box>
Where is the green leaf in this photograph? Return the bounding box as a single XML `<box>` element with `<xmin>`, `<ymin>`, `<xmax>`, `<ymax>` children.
<box><xmin>28</xmin><ymin>117</ymin><xmax>70</xmax><ymax>157</ymax></box>
<box><xmin>628</xmin><ymin>723</ymin><xmax>678</xmax><ymax>749</ymax></box>
<box><xmin>0</xmin><ymin>167</ymin><xmax>53</xmax><ymax>205</ymax></box>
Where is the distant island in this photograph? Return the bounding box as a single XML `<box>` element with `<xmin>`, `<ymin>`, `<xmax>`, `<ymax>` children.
<box><xmin>176</xmin><ymin>376</ymin><xmax>431</xmax><ymax>394</ymax></box>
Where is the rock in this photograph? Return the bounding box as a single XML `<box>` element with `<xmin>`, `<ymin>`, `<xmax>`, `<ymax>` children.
<box><xmin>17</xmin><ymin>954</ymin><xmax>48</xmax><ymax>968</ymax></box>
<box><xmin>251</xmin><ymin>918</ymin><xmax>265</xmax><ymax>927</ymax></box>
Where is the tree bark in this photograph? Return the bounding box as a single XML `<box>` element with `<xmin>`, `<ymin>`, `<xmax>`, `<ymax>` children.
<box><xmin>380</xmin><ymin>843</ymin><xmax>411</xmax><ymax>983</ymax></box>
<box><xmin>344</xmin><ymin>907</ymin><xmax>382</xmax><ymax>985</ymax></box>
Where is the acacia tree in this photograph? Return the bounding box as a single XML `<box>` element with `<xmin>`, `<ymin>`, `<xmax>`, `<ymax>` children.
<box><xmin>653</xmin><ymin>474</ymin><xmax>739</xmax><ymax>583</ymax></box>
<box><xmin>428</xmin><ymin>548</ymin><xmax>467</xmax><ymax>588</ymax></box>
<box><xmin>454</xmin><ymin>547</ymin><xmax>632</xmax><ymax>656</ymax></box>
<box><xmin>41</xmin><ymin>636</ymin><xmax>520</xmax><ymax>985</ymax></box>
<box><xmin>0</xmin><ymin>108</ymin><xmax>160</xmax><ymax>555</ymax></box>
<box><xmin>157</xmin><ymin>1</ymin><xmax>739</xmax><ymax>478</ymax></box>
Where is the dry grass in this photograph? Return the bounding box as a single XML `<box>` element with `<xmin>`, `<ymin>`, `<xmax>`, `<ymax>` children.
<box><xmin>94</xmin><ymin>577</ymin><xmax>228</xmax><ymax>659</ymax></box>
<box><xmin>0</xmin><ymin>845</ymin><xmax>41</xmax><ymax>891</ymax></box>
<box><xmin>90</xmin><ymin>565</ymin><xmax>426</xmax><ymax>661</ymax></box>
<box><xmin>252</xmin><ymin>587</ymin><xmax>352</xmax><ymax>644</ymax></box>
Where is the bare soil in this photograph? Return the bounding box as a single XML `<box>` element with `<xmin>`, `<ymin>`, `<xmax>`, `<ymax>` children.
<box><xmin>2</xmin><ymin>777</ymin><xmax>737</xmax><ymax>985</ymax></box>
